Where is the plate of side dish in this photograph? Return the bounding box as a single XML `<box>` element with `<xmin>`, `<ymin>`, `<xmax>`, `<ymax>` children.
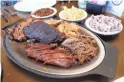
<box><xmin>59</xmin><ymin>6</ymin><xmax>87</xmax><ymax>22</ymax></box>
<box><xmin>31</xmin><ymin>7</ymin><xmax>57</xmax><ymax>19</ymax></box>
<box><xmin>85</xmin><ymin>15</ymin><xmax>123</xmax><ymax>36</ymax></box>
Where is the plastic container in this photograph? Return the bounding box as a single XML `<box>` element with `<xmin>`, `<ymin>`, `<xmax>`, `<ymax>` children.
<box><xmin>78</xmin><ymin>0</ymin><xmax>87</xmax><ymax>9</ymax></box>
<box><xmin>86</xmin><ymin>1</ymin><xmax>108</xmax><ymax>15</ymax></box>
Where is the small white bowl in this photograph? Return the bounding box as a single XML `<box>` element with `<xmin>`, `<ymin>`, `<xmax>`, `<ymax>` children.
<box><xmin>85</xmin><ymin>17</ymin><xmax>123</xmax><ymax>36</ymax></box>
<box><xmin>59</xmin><ymin>9</ymin><xmax>87</xmax><ymax>22</ymax></box>
<box><xmin>31</xmin><ymin>7</ymin><xmax>57</xmax><ymax>19</ymax></box>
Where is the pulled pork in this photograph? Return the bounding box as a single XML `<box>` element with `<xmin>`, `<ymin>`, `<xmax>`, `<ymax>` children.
<box><xmin>62</xmin><ymin>35</ymin><xmax>98</xmax><ymax>64</ymax></box>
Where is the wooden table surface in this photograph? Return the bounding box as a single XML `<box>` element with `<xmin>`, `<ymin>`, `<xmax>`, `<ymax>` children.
<box><xmin>1</xmin><ymin>1</ymin><xmax>124</xmax><ymax>82</ymax></box>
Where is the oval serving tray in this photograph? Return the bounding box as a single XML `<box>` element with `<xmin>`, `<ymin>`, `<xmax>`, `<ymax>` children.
<box><xmin>2</xmin><ymin>25</ymin><xmax>118</xmax><ymax>79</ymax></box>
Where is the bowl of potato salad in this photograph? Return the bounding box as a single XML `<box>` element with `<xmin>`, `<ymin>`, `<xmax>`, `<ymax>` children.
<box><xmin>59</xmin><ymin>6</ymin><xmax>87</xmax><ymax>22</ymax></box>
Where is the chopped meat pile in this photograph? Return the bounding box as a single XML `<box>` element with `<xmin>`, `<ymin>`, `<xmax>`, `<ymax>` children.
<box><xmin>23</xmin><ymin>21</ymin><xmax>66</xmax><ymax>44</ymax></box>
<box><xmin>57</xmin><ymin>21</ymin><xmax>80</xmax><ymax>38</ymax></box>
<box><xmin>62</xmin><ymin>35</ymin><xmax>98</xmax><ymax>64</ymax></box>
<box><xmin>26</xmin><ymin>43</ymin><xmax>76</xmax><ymax>68</ymax></box>
<box><xmin>7</xmin><ymin>18</ymin><xmax>42</xmax><ymax>41</ymax></box>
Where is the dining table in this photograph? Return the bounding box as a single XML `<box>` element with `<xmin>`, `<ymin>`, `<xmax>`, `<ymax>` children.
<box><xmin>1</xmin><ymin>1</ymin><xmax>124</xmax><ymax>82</ymax></box>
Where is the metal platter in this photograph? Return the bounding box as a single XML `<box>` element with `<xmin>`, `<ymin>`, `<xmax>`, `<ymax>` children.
<box><xmin>3</xmin><ymin>25</ymin><xmax>118</xmax><ymax>79</ymax></box>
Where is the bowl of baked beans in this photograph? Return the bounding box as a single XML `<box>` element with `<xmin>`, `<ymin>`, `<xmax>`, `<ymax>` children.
<box><xmin>31</xmin><ymin>7</ymin><xmax>57</xmax><ymax>19</ymax></box>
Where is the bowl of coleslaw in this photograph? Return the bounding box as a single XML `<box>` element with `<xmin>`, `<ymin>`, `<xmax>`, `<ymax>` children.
<box><xmin>59</xmin><ymin>6</ymin><xmax>87</xmax><ymax>22</ymax></box>
<box><xmin>85</xmin><ymin>15</ymin><xmax>123</xmax><ymax>36</ymax></box>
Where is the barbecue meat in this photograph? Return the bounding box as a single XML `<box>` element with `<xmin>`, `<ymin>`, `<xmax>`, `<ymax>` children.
<box><xmin>57</xmin><ymin>21</ymin><xmax>80</xmax><ymax>38</ymax></box>
<box><xmin>23</xmin><ymin>21</ymin><xmax>66</xmax><ymax>44</ymax></box>
<box><xmin>44</xmin><ymin>59</ymin><xmax>74</xmax><ymax>68</ymax></box>
<box><xmin>26</xmin><ymin>43</ymin><xmax>57</xmax><ymax>58</ymax></box>
<box><xmin>26</xmin><ymin>43</ymin><xmax>76</xmax><ymax>68</ymax></box>
<box><xmin>7</xmin><ymin>18</ymin><xmax>42</xmax><ymax>41</ymax></box>
<box><xmin>37</xmin><ymin>52</ymin><xmax>76</xmax><ymax>68</ymax></box>
<box><xmin>44</xmin><ymin>19</ymin><xmax>62</xmax><ymax>28</ymax></box>
<box><xmin>62</xmin><ymin>35</ymin><xmax>98</xmax><ymax>64</ymax></box>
